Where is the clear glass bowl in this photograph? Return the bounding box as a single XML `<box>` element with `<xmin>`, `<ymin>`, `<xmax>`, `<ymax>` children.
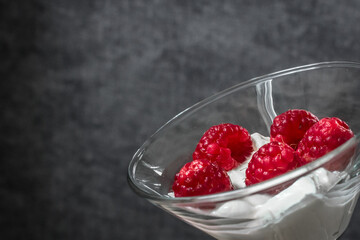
<box><xmin>128</xmin><ymin>62</ymin><xmax>360</xmax><ymax>240</ymax></box>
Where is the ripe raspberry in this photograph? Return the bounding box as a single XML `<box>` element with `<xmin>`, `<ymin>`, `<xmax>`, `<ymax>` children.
<box><xmin>270</xmin><ymin>109</ymin><xmax>319</xmax><ymax>149</ymax></box>
<box><xmin>192</xmin><ymin>123</ymin><xmax>253</xmax><ymax>171</ymax></box>
<box><xmin>296</xmin><ymin>117</ymin><xmax>354</xmax><ymax>167</ymax></box>
<box><xmin>245</xmin><ymin>141</ymin><xmax>300</xmax><ymax>186</ymax></box>
<box><xmin>172</xmin><ymin>159</ymin><xmax>233</xmax><ymax>197</ymax></box>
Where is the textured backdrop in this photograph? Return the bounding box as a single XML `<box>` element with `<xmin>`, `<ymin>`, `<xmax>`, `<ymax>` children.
<box><xmin>1</xmin><ymin>0</ymin><xmax>360</xmax><ymax>239</ymax></box>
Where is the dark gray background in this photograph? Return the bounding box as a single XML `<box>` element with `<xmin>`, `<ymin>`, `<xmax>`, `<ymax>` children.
<box><xmin>1</xmin><ymin>0</ymin><xmax>360</xmax><ymax>239</ymax></box>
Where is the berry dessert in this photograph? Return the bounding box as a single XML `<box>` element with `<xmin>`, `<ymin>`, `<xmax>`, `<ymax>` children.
<box><xmin>169</xmin><ymin>109</ymin><xmax>356</xmax><ymax>240</ymax></box>
<box><xmin>270</xmin><ymin>109</ymin><xmax>319</xmax><ymax>149</ymax></box>
<box><xmin>172</xmin><ymin>159</ymin><xmax>233</xmax><ymax>197</ymax></box>
<box><xmin>192</xmin><ymin>123</ymin><xmax>253</xmax><ymax>171</ymax></box>
<box><xmin>172</xmin><ymin>109</ymin><xmax>354</xmax><ymax>197</ymax></box>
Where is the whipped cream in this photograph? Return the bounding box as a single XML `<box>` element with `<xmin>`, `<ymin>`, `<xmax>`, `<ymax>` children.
<box><xmin>205</xmin><ymin>168</ymin><xmax>358</xmax><ymax>240</ymax></box>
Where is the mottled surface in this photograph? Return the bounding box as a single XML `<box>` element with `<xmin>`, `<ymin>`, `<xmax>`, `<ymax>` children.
<box><xmin>1</xmin><ymin>0</ymin><xmax>360</xmax><ymax>239</ymax></box>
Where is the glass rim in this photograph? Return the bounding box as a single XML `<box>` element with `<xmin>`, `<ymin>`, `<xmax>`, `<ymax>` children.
<box><xmin>128</xmin><ymin>61</ymin><xmax>360</xmax><ymax>204</ymax></box>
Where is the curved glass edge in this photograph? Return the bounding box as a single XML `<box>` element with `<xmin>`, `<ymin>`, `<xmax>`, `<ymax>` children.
<box><xmin>127</xmin><ymin>61</ymin><xmax>360</xmax><ymax>204</ymax></box>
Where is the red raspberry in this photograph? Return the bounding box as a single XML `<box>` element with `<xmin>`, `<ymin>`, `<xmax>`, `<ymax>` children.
<box><xmin>270</xmin><ymin>109</ymin><xmax>319</xmax><ymax>149</ymax></box>
<box><xmin>296</xmin><ymin>117</ymin><xmax>354</xmax><ymax>167</ymax></box>
<box><xmin>172</xmin><ymin>159</ymin><xmax>233</xmax><ymax>197</ymax></box>
<box><xmin>192</xmin><ymin>123</ymin><xmax>253</xmax><ymax>171</ymax></box>
<box><xmin>245</xmin><ymin>141</ymin><xmax>300</xmax><ymax>186</ymax></box>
